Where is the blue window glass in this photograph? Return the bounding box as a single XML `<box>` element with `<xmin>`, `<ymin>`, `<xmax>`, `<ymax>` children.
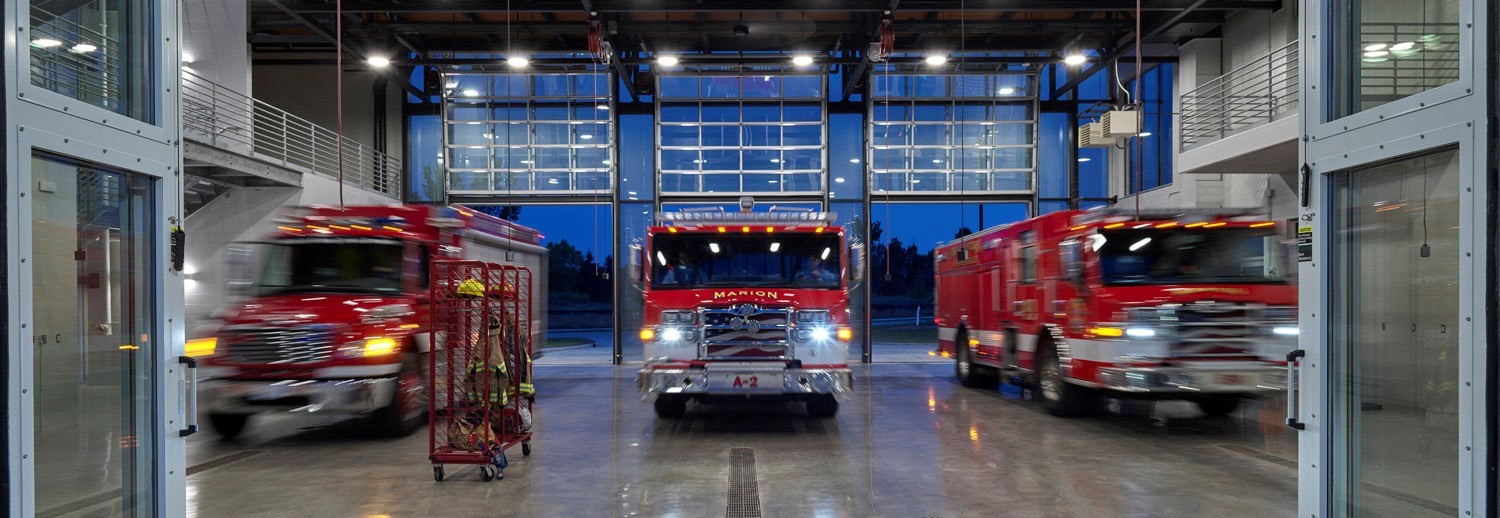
<box><xmin>660</xmin><ymin>76</ymin><xmax>698</xmax><ymax>98</ymax></box>
<box><xmin>743</xmin><ymin>104</ymin><xmax>781</xmax><ymax>122</ymax></box>
<box><xmin>782</xmin><ymin>125</ymin><xmax>821</xmax><ymax>147</ymax></box>
<box><xmin>782</xmin><ymin>104</ymin><xmax>822</xmax><ymax>122</ymax></box>
<box><xmin>781</xmin><ymin>76</ymin><xmax>822</xmax><ymax>97</ymax></box>
<box><xmin>701</xmin><ymin>126</ymin><xmax>740</xmax><ymax>147</ymax></box>
<box><xmin>660</xmin><ymin>125</ymin><xmax>700</xmax><ymax>147</ymax></box>
<box><xmin>701</xmin><ymin>105</ymin><xmax>739</xmax><ymax>122</ymax></box>
<box><xmin>702</xmin><ymin>76</ymin><xmax>741</xmax><ymax>98</ymax></box>
<box><xmin>660</xmin><ymin>104</ymin><xmax>699</xmax><ymax>122</ymax></box>
<box><xmin>534</xmin><ymin>75</ymin><xmax>569</xmax><ymax>96</ymax></box>
<box><xmin>741</xmin><ymin>76</ymin><xmax>780</xmax><ymax>98</ymax></box>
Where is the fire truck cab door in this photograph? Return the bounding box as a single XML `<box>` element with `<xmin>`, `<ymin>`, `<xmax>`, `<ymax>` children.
<box><xmin>977</xmin><ymin>269</ymin><xmax>1003</xmax><ymax>360</ymax></box>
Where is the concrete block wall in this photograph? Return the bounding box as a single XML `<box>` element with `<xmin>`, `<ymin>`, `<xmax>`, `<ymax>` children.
<box><xmin>181</xmin><ymin>0</ymin><xmax>250</xmax><ymax>93</ymax></box>
<box><xmin>184</xmin><ymin>173</ymin><xmax>398</xmax><ymax>331</ymax></box>
<box><xmin>251</xmin><ymin>65</ymin><xmax>404</xmax><ymax>154</ymax></box>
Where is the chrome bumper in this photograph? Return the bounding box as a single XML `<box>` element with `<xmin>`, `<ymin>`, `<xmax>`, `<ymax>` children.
<box><xmin>1097</xmin><ymin>364</ymin><xmax>1286</xmax><ymax>394</ymax></box>
<box><xmin>201</xmin><ymin>377</ymin><xmax>397</xmax><ymax>414</ymax></box>
<box><xmin>638</xmin><ymin>361</ymin><xmax>852</xmax><ymax>397</ymax></box>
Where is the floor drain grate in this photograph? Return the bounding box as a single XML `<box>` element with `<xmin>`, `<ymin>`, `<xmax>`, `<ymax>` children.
<box><xmin>726</xmin><ymin>447</ymin><xmax>763</xmax><ymax>518</ymax></box>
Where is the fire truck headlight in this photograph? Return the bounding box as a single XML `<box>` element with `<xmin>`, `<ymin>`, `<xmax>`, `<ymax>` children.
<box><xmin>1273</xmin><ymin>326</ymin><xmax>1299</xmax><ymax>336</ymax></box>
<box><xmin>662</xmin><ymin>310</ymin><xmax>696</xmax><ymax>324</ymax></box>
<box><xmin>1124</xmin><ymin>327</ymin><xmax>1156</xmax><ymax>338</ymax></box>
<box><xmin>796</xmin><ymin>310</ymin><xmax>831</xmax><ymax>324</ymax></box>
<box><xmin>661</xmin><ymin>327</ymin><xmax>685</xmax><ymax>342</ymax></box>
<box><xmin>811</xmin><ymin>327</ymin><xmax>831</xmax><ymax>341</ymax></box>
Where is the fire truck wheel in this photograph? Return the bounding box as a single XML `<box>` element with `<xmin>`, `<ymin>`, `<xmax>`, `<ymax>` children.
<box><xmin>208</xmin><ymin>413</ymin><xmax>250</xmax><ymax>440</ymax></box>
<box><xmin>654</xmin><ymin>395</ymin><xmax>689</xmax><ymax>418</ymax></box>
<box><xmin>805</xmin><ymin>394</ymin><xmax>839</xmax><ymax>418</ymax></box>
<box><xmin>1035</xmin><ymin>344</ymin><xmax>1091</xmax><ymax>417</ymax></box>
<box><xmin>375</xmin><ymin>352</ymin><xmax>428</xmax><ymax>436</ymax></box>
<box><xmin>1193</xmin><ymin>395</ymin><xmax>1242</xmax><ymax>417</ymax></box>
<box><xmin>955</xmin><ymin>333</ymin><xmax>999</xmax><ymax>389</ymax></box>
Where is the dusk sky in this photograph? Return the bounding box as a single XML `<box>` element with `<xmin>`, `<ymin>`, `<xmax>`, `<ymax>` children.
<box><xmin>509</xmin><ymin>202</ymin><xmax>1035</xmax><ymax>259</ymax></box>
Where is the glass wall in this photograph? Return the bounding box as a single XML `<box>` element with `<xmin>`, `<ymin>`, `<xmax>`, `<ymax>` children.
<box><xmin>28</xmin><ymin>0</ymin><xmax>158</xmax><ymax>122</ymax></box>
<box><xmin>1329</xmin><ymin>148</ymin><xmax>1460</xmax><ymax>516</ymax></box>
<box><xmin>30</xmin><ymin>153</ymin><xmax>157</xmax><ymax>516</ymax></box>
<box><xmin>1124</xmin><ymin>64</ymin><xmax>1175</xmax><ymax>194</ymax></box>
<box><xmin>1333</xmin><ymin>0</ymin><xmax>1461</xmax><ymax>118</ymax></box>
<box><xmin>443</xmin><ymin>72</ymin><xmax>613</xmax><ymax>195</ymax></box>
<box><xmin>868</xmin><ymin>72</ymin><xmax>1037</xmax><ymax>194</ymax></box>
<box><xmin>656</xmin><ymin>74</ymin><xmax>826</xmax><ymax>195</ymax></box>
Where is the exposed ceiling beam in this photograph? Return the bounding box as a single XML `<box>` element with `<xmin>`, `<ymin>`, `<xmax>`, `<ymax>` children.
<box><xmin>261</xmin><ymin>0</ymin><xmax>431</xmax><ymax>103</ymax></box>
<box><xmin>357</xmin><ymin>19</ymin><xmax>1137</xmax><ymax>35</ymax></box>
<box><xmin>1048</xmin><ymin>0</ymin><xmax>1210</xmax><ymax>99</ymax></box>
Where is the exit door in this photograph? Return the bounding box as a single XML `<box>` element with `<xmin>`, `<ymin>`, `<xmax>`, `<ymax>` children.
<box><xmin>18</xmin><ymin>151</ymin><xmax>189</xmax><ymax>516</ymax></box>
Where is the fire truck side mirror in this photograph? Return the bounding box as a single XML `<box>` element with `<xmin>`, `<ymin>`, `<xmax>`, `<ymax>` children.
<box><xmin>225</xmin><ymin>245</ymin><xmax>256</xmax><ymax>300</ymax></box>
<box><xmin>627</xmin><ymin>244</ymin><xmax>645</xmax><ymax>291</ymax></box>
<box><xmin>848</xmin><ymin>243</ymin><xmax>866</xmax><ymax>288</ymax></box>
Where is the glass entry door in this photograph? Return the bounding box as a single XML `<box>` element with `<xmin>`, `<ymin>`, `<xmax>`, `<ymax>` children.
<box><xmin>1327</xmin><ymin>148</ymin><xmax>1461</xmax><ymax>517</ymax></box>
<box><xmin>30</xmin><ymin>153</ymin><xmax>158</xmax><ymax>516</ymax></box>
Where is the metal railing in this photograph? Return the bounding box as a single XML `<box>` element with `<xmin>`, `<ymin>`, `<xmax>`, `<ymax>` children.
<box><xmin>181</xmin><ymin>70</ymin><xmax>401</xmax><ymax>196</ymax></box>
<box><xmin>1179</xmin><ymin>40</ymin><xmax>1299</xmax><ymax>150</ymax></box>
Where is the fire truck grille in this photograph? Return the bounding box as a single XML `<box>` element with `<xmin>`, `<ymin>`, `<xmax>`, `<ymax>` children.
<box><xmin>1167</xmin><ymin>304</ymin><xmax>1263</xmax><ymax>357</ymax></box>
<box><xmin>221</xmin><ymin>325</ymin><xmax>337</xmax><ymax>364</ymax></box>
<box><xmin>700</xmin><ymin>307</ymin><xmax>791</xmax><ymax>359</ymax></box>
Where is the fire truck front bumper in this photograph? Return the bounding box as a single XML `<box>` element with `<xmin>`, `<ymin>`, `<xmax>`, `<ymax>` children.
<box><xmin>1096</xmin><ymin>363</ymin><xmax>1286</xmax><ymax>394</ymax></box>
<box><xmin>638</xmin><ymin>361</ymin><xmax>853</xmax><ymax>397</ymax></box>
<box><xmin>200</xmin><ymin>375</ymin><xmax>399</xmax><ymax>414</ymax></box>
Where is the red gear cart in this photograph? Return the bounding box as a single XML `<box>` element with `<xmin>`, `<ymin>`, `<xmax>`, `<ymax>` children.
<box><xmin>429</xmin><ymin>260</ymin><xmax>535</xmax><ymax>482</ymax></box>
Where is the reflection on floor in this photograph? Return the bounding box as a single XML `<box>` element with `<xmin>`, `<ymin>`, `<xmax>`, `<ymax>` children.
<box><xmin>169</xmin><ymin>363</ymin><xmax>1309</xmax><ymax>517</ymax></box>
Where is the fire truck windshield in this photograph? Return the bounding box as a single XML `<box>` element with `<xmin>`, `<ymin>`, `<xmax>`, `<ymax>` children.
<box><xmin>650</xmin><ymin>233</ymin><xmax>842</xmax><ymax>290</ymax></box>
<box><xmin>256</xmin><ymin>239</ymin><xmax>405</xmax><ymax>295</ymax></box>
<box><xmin>1096</xmin><ymin>227</ymin><xmax>1287</xmax><ymax>285</ymax></box>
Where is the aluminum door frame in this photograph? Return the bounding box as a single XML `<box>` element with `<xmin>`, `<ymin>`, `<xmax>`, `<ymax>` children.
<box><xmin>1298</xmin><ymin>0</ymin><xmax>1491</xmax><ymax>514</ymax></box>
<box><xmin>5</xmin><ymin>0</ymin><xmax>187</xmax><ymax>510</ymax></box>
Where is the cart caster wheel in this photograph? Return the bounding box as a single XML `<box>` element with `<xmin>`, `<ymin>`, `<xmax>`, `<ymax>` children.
<box><xmin>480</xmin><ymin>466</ymin><xmax>496</xmax><ymax>481</ymax></box>
<box><xmin>522</xmin><ymin>442</ymin><xmax>532</xmax><ymax>456</ymax></box>
<box><xmin>433</xmin><ymin>466</ymin><xmax>445</xmax><ymax>482</ymax></box>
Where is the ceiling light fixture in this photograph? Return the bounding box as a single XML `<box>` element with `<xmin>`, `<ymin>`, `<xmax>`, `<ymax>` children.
<box><xmin>1063</xmin><ymin>53</ymin><xmax>1087</xmax><ymax>66</ymax></box>
<box><xmin>507</xmin><ymin>56</ymin><xmax>530</xmax><ymax>68</ymax></box>
<box><xmin>998</xmin><ymin>87</ymin><xmax>1017</xmax><ymax>95</ymax></box>
<box><xmin>368</xmin><ymin>56</ymin><xmax>390</xmax><ymax>67</ymax></box>
<box><xmin>1363</xmin><ymin>43</ymin><xmax>1388</xmax><ymax>51</ymax></box>
<box><xmin>69</xmin><ymin>43</ymin><xmax>98</xmax><ymax>54</ymax></box>
<box><xmin>463</xmin><ymin>88</ymin><xmax>479</xmax><ymax>97</ymax></box>
<box><xmin>925</xmin><ymin>54</ymin><xmax>948</xmax><ymax>66</ymax></box>
<box><xmin>657</xmin><ymin>55</ymin><xmax>679</xmax><ymax>67</ymax></box>
<box><xmin>30</xmin><ymin>38</ymin><xmax>62</xmax><ymax>48</ymax></box>
<box><xmin>1390</xmin><ymin>42</ymin><xmax>1415</xmax><ymax>51</ymax></box>
<box><xmin>792</xmin><ymin>55</ymin><xmax>815</xmax><ymax>66</ymax></box>
<box><xmin>1363</xmin><ymin>50</ymin><xmax>1389</xmax><ymax>57</ymax></box>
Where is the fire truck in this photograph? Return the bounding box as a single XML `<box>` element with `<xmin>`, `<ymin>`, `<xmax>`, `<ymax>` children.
<box><xmin>190</xmin><ymin>205</ymin><xmax>548</xmax><ymax>438</ymax></box>
<box><xmin>634</xmin><ymin>204</ymin><xmax>858</xmax><ymax>418</ymax></box>
<box><xmin>934</xmin><ymin>208</ymin><xmax>1296</xmax><ymax>417</ymax></box>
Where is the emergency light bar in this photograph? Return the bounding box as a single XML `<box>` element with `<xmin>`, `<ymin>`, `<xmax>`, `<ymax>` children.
<box><xmin>1073</xmin><ymin>207</ymin><xmax>1268</xmax><ymax>225</ymax></box>
<box><xmin>656</xmin><ymin>211</ymin><xmax>837</xmax><ymax>225</ymax></box>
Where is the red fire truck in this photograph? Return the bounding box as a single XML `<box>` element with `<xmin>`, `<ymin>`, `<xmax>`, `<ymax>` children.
<box><xmin>934</xmin><ymin>208</ymin><xmax>1296</xmax><ymax>417</ymax></box>
<box><xmin>634</xmin><ymin>206</ymin><xmax>858</xmax><ymax>418</ymax></box>
<box><xmin>191</xmin><ymin>205</ymin><xmax>547</xmax><ymax>438</ymax></box>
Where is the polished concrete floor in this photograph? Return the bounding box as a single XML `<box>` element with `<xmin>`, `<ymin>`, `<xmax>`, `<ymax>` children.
<box><xmin>181</xmin><ymin>363</ymin><xmax>1299</xmax><ymax>517</ymax></box>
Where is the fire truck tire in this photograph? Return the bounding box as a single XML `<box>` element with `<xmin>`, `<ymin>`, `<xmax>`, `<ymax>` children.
<box><xmin>208</xmin><ymin>413</ymin><xmax>250</xmax><ymax>439</ymax></box>
<box><xmin>1035</xmin><ymin>344</ymin><xmax>1091</xmax><ymax>417</ymax></box>
<box><xmin>375</xmin><ymin>352</ymin><xmax>428</xmax><ymax>436</ymax></box>
<box><xmin>955</xmin><ymin>333</ymin><xmax>999</xmax><ymax>389</ymax></box>
<box><xmin>1193</xmin><ymin>395</ymin><xmax>1242</xmax><ymax>417</ymax></box>
<box><xmin>654</xmin><ymin>395</ymin><xmax>689</xmax><ymax>418</ymax></box>
<box><xmin>805</xmin><ymin>394</ymin><xmax>839</xmax><ymax>417</ymax></box>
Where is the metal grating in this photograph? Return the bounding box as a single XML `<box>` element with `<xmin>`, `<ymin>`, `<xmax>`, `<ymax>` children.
<box><xmin>221</xmin><ymin>324</ymin><xmax>336</xmax><ymax>364</ymax></box>
<box><xmin>726</xmin><ymin>448</ymin><xmax>763</xmax><ymax>518</ymax></box>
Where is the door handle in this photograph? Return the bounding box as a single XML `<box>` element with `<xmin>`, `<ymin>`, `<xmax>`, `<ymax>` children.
<box><xmin>178</xmin><ymin>356</ymin><xmax>200</xmax><ymax>437</ymax></box>
<box><xmin>1285</xmin><ymin>349</ymin><xmax>1306</xmax><ymax>430</ymax></box>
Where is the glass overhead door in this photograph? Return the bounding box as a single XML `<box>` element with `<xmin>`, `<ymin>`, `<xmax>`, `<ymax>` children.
<box><xmin>1327</xmin><ymin>148</ymin><xmax>1461</xmax><ymax>517</ymax></box>
<box><xmin>29</xmin><ymin>153</ymin><xmax>159</xmax><ymax>516</ymax></box>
